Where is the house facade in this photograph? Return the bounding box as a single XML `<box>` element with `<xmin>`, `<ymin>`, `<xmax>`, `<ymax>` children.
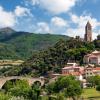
<box><xmin>62</xmin><ymin>63</ymin><xmax>100</xmax><ymax>79</ymax></box>
<box><xmin>83</xmin><ymin>50</ymin><xmax>100</xmax><ymax>65</ymax></box>
<box><xmin>62</xmin><ymin>63</ymin><xmax>84</xmax><ymax>81</ymax></box>
<box><xmin>84</xmin><ymin>66</ymin><xmax>100</xmax><ymax>78</ymax></box>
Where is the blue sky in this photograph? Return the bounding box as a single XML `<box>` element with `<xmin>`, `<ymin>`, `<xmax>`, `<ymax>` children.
<box><xmin>0</xmin><ymin>0</ymin><xmax>100</xmax><ymax>39</ymax></box>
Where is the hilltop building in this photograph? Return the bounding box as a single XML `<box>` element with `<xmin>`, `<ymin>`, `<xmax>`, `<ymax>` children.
<box><xmin>61</xmin><ymin>63</ymin><xmax>100</xmax><ymax>80</ymax></box>
<box><xmin>84</xmin><ymin>21</ymin><xmax>92</xmax><ymax>42</ymax></box>
<box><xmin>62</xmin><ymin>63</ymin><xmax>84</xmax><ymax>81</ymax></box>
<box><xmin>84</xmin><ymin>65</ymin><xmax>100</xmax><ymax>78</ymax></box>
<box><xmin>83</xmin><ymin>50</ymin><xmax>100</xmax><ymax>65</ymax></box>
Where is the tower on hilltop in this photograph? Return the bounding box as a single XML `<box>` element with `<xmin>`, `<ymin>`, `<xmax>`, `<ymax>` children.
<box><xmin>84</xmin><ymin>21</ymin><xmax>92</xmax><ymax>42</ymax></box>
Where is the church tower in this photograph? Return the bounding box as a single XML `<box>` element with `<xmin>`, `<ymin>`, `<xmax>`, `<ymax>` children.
<box><xmin>84</xmin><ymin>21</ymin><xmax>92</xmax><ymax>42</ymax></box>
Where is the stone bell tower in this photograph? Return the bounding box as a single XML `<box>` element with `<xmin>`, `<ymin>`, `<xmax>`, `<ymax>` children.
<box><xmin>84</xmin><ymin>21</ymin><xmax>92</xmax><ymax>42</ymax></box>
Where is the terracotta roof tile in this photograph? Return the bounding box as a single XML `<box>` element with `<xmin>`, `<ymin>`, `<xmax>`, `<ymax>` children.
<box><xmin>93</xmin><ymin>67</ymin><xmax>100</xmax><ymax>70</ymax></box>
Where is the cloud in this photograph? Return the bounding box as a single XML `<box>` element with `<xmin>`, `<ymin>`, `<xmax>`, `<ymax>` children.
<box><xmin>30</xmin><ymin>0</ymin><xmax>78</xmax><ymax>14</ymax></box>
<box><xmin>65</xmin><ymin>13</ymin><xmax>100</xmax><ymax>39</ymax></box>
<box><xmin>35</xmin><ymin>22</ymin><xmax>52</xmax><ymax>33</ymax></box>
<box><xmin>25</xmin><ymin>0</ymin><xmax>39</xmax><ymax>6</ymax></box>
<box><xmin>33</xmin><ymin>13</ymin><xmax>100</xmax><ymax>40</ymax></box>
<box><xmin>14</xmin><ymin>6</ymin><xmax>32</xmax><ymax>17</ymax></box>
<box><xmin>31</xmin><ymin>0</ymin><xmax>39</xmax><ymax>5</ymax></box>
<box><xmin>0</xmin><ymin>5</ymin><xmax>33</xmax><ymax>28</ymax></box>
<box><xmin>70</xmin><ymin>13</ymin><xmax>100</xmax><ymax>29</ymax></box>
<box><xmin>0</xmin><ymin>6</ymin><xmax>16</xmax><ymax>28</ymax></box>
<box><xmin>34</xmin><ymin>17</ymin><xmax>68</xmax><ymax>34</ymax></box>
<box><xmin>66</xmin><ymin>27</ymin><xmax>85</xmax><ymax>38</ymax></box>
<box><xmin>51</xmin><ymin>17</ymin><xmax>67</xmax><ymax>27</ymax></box>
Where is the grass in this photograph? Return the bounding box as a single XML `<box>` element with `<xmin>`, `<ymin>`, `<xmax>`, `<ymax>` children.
<box><xmin>41</xmin><ymin>88</ymin><xmax>100</xmax><ymax>100</ymax></box>
<box><xmin>81</xmin><ymin>88</ymin><xmax>100</xmax><ymax>100</ymax></box>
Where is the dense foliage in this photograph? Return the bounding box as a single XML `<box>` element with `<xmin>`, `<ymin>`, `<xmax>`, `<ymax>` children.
<box><xmin>1</xmin><ymin>79</ymin><xmax>42</xmax><ymax>100</ymax></box>
<box><xmin>2</xmin><ymin>37</ymin><xmax>100</xmax><ymax>76</ymax></box>
<box><xmin>86</xmin><ymin>75</ymin><xmax>100</xmax><ymax>92</ymax></box>
<box><xmin>17</xmin><ymin>38</ymin><xmax>95</xmax><ymax>76</ymax></box>
<box><xmin>46</xmin><ymin>76</ymin><xmax>82</xmax><ymax>100</ymax></box>
<box><xmin>87</xmin><ymin>75</ymin><xmax>100</xmax><ymax>87</ymax></box>
<box><xmin>96</xmin><ymin>84</ymin><xmax>100</xmax><ymax>92</ymax></box>
<box><xmin>0</xmin><ymin>28</ymin><xmax>69</xmax><ymax>59</ymax></box>
<box><xmin>0</xmin><ymin>76</ymin><xmax>83</xmax><ymax>100</ymax></box>
<box><xmin>0</xmin><ymin>28</ymin><xmax>100</xmax><ymax>77</ymax></box>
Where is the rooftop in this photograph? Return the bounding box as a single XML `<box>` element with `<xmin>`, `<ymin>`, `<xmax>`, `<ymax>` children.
<box><xmin>92</xmin><ymin>50</ymin><xmax>100</xmax><ymax>54</ymax></box>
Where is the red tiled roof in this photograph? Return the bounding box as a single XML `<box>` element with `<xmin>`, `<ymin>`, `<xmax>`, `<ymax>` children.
<box><xmin>62</xmin><ymin>72</ymin><xmax>81</xmax><ymax>76</ymax></box>
<box><xmin>93</xmin><ymin>67</ymin><xmax>100</xmax><ymax>70</ymax></box>
<box><xmin>89</xmin><ymin>55</ymin><xmax>98</xmax><ymax>58</ymax></box>
<box><xmin>62</xmin><ymin>66</ymin><xmax>73</xmax><ymax>70</ymax></box>
<box><xmin>62</xmin><ymin>66</ymin><xmax>82</xmax><ymax>70</ymax></box>
<box><xmin>92</xmin><ymin>50</ymin><xmax>100</xmax><ymax>54</ymax></box>
<box><xmin>84</xmin><ymin>54</ymin><xmax>91</xmax><ymax>57</ymax></box>
<box><xmin>84</xmin><ymin>50</ymin><xmax>100</xmax><ymax>57</ymax></box>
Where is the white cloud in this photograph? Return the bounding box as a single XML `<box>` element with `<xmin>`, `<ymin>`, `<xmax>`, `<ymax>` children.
<box><xmin>0</xmin><ymin>5</ymin><xmax>33</xmax><ymax>28</ymax></box>
<box><xmin>66</xmin><ymin>27</ymin><xmax>85</xmax><ymax>38</ymax></box>
<box><xmin>36</xmin><ymin>22</ymin><xmax>52</xmax><ymax>33</ymax></box>
<box><xmin>25</xmin><ymin>0</ymin><xmax>39</xmax><ymax>6</ymax></box>
<box><xmin>0</xmin><ymin>6</ymin><xmax>16</xmax><ymax>28</ymax></box>
<box><xmin>14</xmin><ymin>6</ymin><xmax>31</xmax><ymax>17</ymax></box>
<box><xmin>70</xmin><ymin>13</ymin><xmax>100</xmax><ymax>29</ymax></box>
<box><xmin>65</xmin><ymin>13</ymin><xmax>100</xmax><ymax>39</ymax></box>
<box><xmin>30</xmin><ymin>0</ymin><xmax>78</xmax><ymax>14</ymax></box>
<box><xmin>31</xmin><ymin>0</ymin><xmax>39</xmax><ymax>5</ymax></box>
<box><xmin>51</xmin><ymin>17</ymin><xmax>67</xmax><ymax>27</ymax></box>
<box><xmin>34</xmin><ymin>14</ymin><xmax>100</xmax><ymax>39</ymax></box>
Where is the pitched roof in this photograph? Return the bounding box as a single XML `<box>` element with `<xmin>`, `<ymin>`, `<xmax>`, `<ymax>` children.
<box><xmin>89</xmin><ymin>55</ymin><xmax>98</xmax><ymax>58</ymax></box>
<box><xmin>92</xmin><ymin>50</ymin><xmax>100</xmax><ymax>54</ymax></box>
<box><xmin>93</xmin><ymin>67</ymin><xmax>100</xmax><ymax>71</ymax></box>
<box><xmin>62</xmin><ymin>72</ymin><xmax>81</xmax><ymax>76</ymax></box>
<box><xmin>62</xmin><ymin>66</ymin><xmax>73</xmax><ymax>70</ymax></box>
<box><xmin>86</xmin><ymin>21</ymin><xmax>91</xmax><ymax>27</ymax></box>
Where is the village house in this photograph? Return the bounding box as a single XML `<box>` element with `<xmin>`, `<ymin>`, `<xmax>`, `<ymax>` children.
<box><xmin>62</xmin><ymin>63</ymin><xmax>100</xmax><ymax>78</ymax></box>
<box><xmin>52</xmin><ymin>22</ymin><xmax>100</xmax><ymax>88</ymax></box>
<box><xmin>62</xmin><ymin>63</ymin><xmax>84</xmax><ymax>81</ymax></box>
<box><xmin>84</xmin><ymin>65</ymin><xmax>100</xmax><ymax>78</ymax></box>
<box><xmin>61</xmin><ymin>63</ymin><xmax>100</xmax><ymax>88</ymax></box>
<box><xmin>83</xmin><ymin>50</ymin><xmax>100</xmax><ymax>65</ymax></box>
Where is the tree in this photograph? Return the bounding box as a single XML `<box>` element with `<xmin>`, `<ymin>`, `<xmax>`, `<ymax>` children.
<box><xmin>0</xmin><ymin>92</ymin><xmax>10</xmax><ymax>100</ymax></box>
<box><xmin>46</xmin><ymin>76</ymin><xmax>82</xmax><ymax>100</ymax></box>
<box><xmin>56</xmin><ymin>93</ymin><xmax>64</xmax><ymax>100</ymax></box>
<box><xmin>29</xmin><ymin>81</ymin><xmax>42</xmax><ymax>100</ymax></box>
<box><xmin>96</xmin><ymin>84</ymin><xmax>100</xmax><ymax>91</ymax></box>
<box><xmin>64</xmin><ymin>81</ymin><xmax>82</xmax><ymax>100</ymax></box>
<box><xmin>2</xmin><ymin>79</ymin><xmax>31</xmax><ymax>99</ymax></box>
<box><xmin>97</xmin><ymin>35</ymin><xmax>100</xmax><ymax>40</ymax></box>
<box><xmin>87</xmin><ymin>75</ymin><xmax>100</xmax><ymax>87</ymax></box>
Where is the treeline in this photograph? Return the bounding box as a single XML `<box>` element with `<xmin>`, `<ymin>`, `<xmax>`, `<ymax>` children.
<box><xmin>0</xmin><ymin>76</ymin><xmax>83</xmax><ymax>100</ymax></box>
<box><xmin>0</xmin><ymin>31</ymin><xmax>69</xmax><ymax>60</ymax></box>
<box><xmin>2</xmin><ymin>37</ymin><xmax>100</xmax><ymax>76</ymax></box>
<box><xmin>19</xmin><ymin>37</ymin><xmax>100</xmax><ymax>76</ymax></box>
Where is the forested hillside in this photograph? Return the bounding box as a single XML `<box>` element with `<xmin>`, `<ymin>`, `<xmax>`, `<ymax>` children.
<box><xmin>18</xmin><ymin>38</ymin><xmax>95</xmax><ymax>76</ymax></box>
<box><xmin>2</xmin><ymin>37</ymin><xmax>100</xmax><ymax>76</ymax></box>
<box><xmin>0</xmin><ymin>27</ymin><xmax>70</xmax><ymax>59</ymax></box>
<box><xmin>0</xmin><ymin>27</ymin><xmax>100</xmax><ymax>77</ymax></box>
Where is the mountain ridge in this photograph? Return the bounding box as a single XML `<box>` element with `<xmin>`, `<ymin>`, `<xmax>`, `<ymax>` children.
<box><xmin>0</xmin><ymin>27</ymin><xmax>70</xmax><ymax>59</ymax></box>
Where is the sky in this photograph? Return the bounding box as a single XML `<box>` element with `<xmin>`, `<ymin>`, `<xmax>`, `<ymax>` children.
<box><xmin>0</xmin><ymin>0</ymin><xmax>100</xmax><ymax>39</ymax></box>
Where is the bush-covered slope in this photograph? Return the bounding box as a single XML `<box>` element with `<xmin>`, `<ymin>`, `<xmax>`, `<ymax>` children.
<box><xmin>0</xmin><ymin>28</ymin><xmax>70</xmax><ymax>59</ymax></box>
<box><xmin>0</xmin><ymin>43</ymin><xmax>20</xmax><ymax>59</ymax></box>
<box><xmin>2</xmin><ymin>38</ymin><xmax>97</xmax><ymax>76</ymax></box>
<box><xmin>18</xmin><ymin>39</ymin><xmax>94</xmax><ymax>76</ymax></box>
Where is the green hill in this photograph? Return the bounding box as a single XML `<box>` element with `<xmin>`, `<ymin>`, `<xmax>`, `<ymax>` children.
<box><xmin>1</xmin><ymin>38</ymin><xmax>96</xmax><ymax>76</ymax></box>
<box><xmin>0</xmin><ymin>27</ymin><xmax>70</xmax><ymax>59</ymax></box>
